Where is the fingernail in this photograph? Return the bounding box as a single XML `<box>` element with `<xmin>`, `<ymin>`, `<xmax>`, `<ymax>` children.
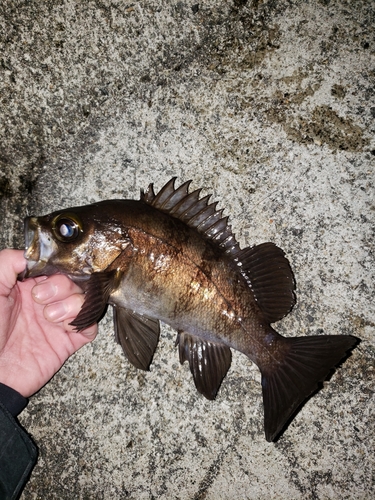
<box><xmin>33</xmin><ymin>281</ymin><xmax>57</xmax><ymax>301</ymax></box>
<box><xmin>45</xmin><ymin>302</ymin><xmax>67</xmax><ymax>322</ymax></box>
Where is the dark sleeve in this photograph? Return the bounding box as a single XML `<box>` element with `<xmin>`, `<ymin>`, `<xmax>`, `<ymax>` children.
<box><xmin>0</xmin><ymin>384</ymin><xmax>38</xmax><ymax>500</ymax></box>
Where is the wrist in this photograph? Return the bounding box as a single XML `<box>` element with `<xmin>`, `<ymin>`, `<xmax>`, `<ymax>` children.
<box><xmin>0</xmin><ymin>366</ymin><xmax>23</xmax><ymax>397</ymax></box>
<box><xmin>0</xmin><ymin>364</ymin><xmax>32</xmax><ymax>398</ymax></box>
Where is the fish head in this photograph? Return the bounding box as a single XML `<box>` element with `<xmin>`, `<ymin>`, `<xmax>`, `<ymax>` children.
<box><xmin>20</xmin><ymin>203</ymin><xmax>131</xmax><ymax>280</ymax></box>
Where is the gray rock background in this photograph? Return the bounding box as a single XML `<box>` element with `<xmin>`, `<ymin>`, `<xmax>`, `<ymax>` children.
<box><xmin>1</xmin><ymin>0</ymin><xmax>374</xmax><ymax>498</ymax></box>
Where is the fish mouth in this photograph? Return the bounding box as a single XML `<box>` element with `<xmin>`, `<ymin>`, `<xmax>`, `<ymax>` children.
<box><xmin>18</xmin><ymin>217</ymin><xmax>38</xmax><ymax>280</ymax></box>
<box><xmin>18</xmin><ymin>217</ymin><xmax>57</xmax><ymax>280</ymax></box>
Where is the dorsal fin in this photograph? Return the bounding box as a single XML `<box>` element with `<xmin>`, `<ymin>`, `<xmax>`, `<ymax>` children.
<box><xmin>237</xmin><ymin>242</ymin><xmax>296</xmax><ymax>323</ymax></box>
<box><xmin>141</xmin><ymin>177</ymin><xmax>240</xmax><ymax>256</ymax></box>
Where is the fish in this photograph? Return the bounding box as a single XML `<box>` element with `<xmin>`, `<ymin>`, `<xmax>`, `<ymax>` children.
<box><xmin>19</xmin><ymin>177</ymin><xmax>358</xmax><ymax>441</ymax></box>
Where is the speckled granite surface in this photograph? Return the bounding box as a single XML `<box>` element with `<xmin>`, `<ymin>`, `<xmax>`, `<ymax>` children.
<box><xmin>1</xmin><ymin>1</ymin><xmax>374</xmax><ymax>498</ymax></box>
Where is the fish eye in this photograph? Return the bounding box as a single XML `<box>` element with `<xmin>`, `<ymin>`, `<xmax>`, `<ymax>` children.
<box><xmin>52</xmin><ymin>213</ymin><xmax>83</xmax><ymax>242</ymax></box>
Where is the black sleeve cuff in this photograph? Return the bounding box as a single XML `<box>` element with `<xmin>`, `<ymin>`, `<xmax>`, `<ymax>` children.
<box><xmin>0</xmin><ymin>383</ymin><xmax>28</xmax><ymax>417</ymax></box>
<box><xmin>0</xmin><ymin>401</ymin><xmax>38</xmax><ymax>499</ymax></box>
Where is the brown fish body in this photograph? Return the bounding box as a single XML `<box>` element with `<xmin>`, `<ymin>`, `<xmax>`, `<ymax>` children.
<box><xmin>105</xmin><ymin>201</ymin><xmax>262</xmax><ymax>353</ymax></box>
<box><xmin>86</xmin><ymin>199</ymin><xmax>284</xmax><ymax>375</ymax></box>
<box><xmin>20</xmin><ymin>178</ymin><xmax>358</xmax><ymax>441</ymax></box>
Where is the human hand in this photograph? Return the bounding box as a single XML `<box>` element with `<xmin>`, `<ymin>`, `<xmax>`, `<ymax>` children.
<box><xmin>0</xmin><ymin>249</ymin><xmax>97</xmax><ymax>397</ymax></box>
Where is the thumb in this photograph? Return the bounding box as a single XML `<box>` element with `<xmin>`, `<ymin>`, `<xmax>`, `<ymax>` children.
<box><xmin>0</xmin><ymin>249</ymin><xmax>27</xmax><ymax>294</ymax></box>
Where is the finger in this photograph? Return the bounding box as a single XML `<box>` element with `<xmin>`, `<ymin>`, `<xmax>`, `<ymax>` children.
<box><xmin>0</xmin><ymin>249</ymin><xmax>27</xmax><ymax>293</ymax></box>
<box><xmin>44</xmin><ymin>293</ymin><xmax>98</xmax><ymax>340</ymax></box>
<box><xmin>43</xmin><ymin>293</ymin><xmax>86</xmax><ymax>323</ymax></box>
<box><xmin>32</xmin><ymin>275</ymin><xmax>84</xmax><ymax>304</ymax></box>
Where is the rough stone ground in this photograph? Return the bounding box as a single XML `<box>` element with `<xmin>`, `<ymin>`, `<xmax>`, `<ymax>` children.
<box><xmin>1</xmin><ymin>0</ymin><xmax>374</xmax><ymax>498</ymax></box>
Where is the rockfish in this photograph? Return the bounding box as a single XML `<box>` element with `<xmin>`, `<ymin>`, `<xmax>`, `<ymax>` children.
<box><xmin>19</xmin><ymin>178</ymin><xmax>358</xmax><ymax>441</ymax></box>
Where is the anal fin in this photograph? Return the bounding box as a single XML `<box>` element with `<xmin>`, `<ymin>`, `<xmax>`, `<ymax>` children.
<box><xmin>113</xmin><ymin>306</ymin><xmax>160</xmax><ymax>371</ymax></box>
<box><xmin>176</xmin><ymin>332</ymin><xmax>232</xmax><ymax>400</ymax></box>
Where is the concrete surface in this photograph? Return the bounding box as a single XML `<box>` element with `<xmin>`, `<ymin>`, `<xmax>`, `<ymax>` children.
<box><xmin>1</xmin><ymin>0</ymin><xmax>374</xmax><ymax>498</ymax></box>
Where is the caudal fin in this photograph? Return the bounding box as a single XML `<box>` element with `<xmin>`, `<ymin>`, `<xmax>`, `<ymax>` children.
<box><xmin>260</xmin><ymin>334</ymin><xmax>359</xmax><ymax>442</ymax></box>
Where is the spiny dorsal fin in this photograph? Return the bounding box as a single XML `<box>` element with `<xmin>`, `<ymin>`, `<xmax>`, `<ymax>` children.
<box><xmin>141</xmin><ymin>177</ymin><xmax>240</xmax><ymax>256</ymax></box>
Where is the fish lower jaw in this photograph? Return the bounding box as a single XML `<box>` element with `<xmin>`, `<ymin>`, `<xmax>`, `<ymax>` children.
<box><xmin>23</xmin><ymin>258</ymin><xmax>52</xmax><ymax>278</ymax></box>
<box><xmin>25</xmin><ymin>259</ymin><xmax>38</xmax><ymax>270</ymax></box>
<box><xmin>67</xmin><ymin>273</ymin><xmax>91</xmax><ymax>284</ymax></box>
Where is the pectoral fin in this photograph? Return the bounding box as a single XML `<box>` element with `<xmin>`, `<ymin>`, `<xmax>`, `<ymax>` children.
<box><xmin>113</xmin><ymin>306</ymin><xmax>160</xmax><ymax>371</ymax></box>
<box><xmin>70</xmin><ymin>270</ymin><xmax>120</xmax><ymax>331</ymax></box>
<box><xmin>176</xmin><ymin>332</ymin><xmax>232</xmax><ymax>400</ymax></box>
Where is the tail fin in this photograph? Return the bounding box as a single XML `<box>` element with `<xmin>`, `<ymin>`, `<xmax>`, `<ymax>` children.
<box><xmin>260</xmin><ymin>334</ymin><xmax>359</xmax><ymax>442</ymax></box>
